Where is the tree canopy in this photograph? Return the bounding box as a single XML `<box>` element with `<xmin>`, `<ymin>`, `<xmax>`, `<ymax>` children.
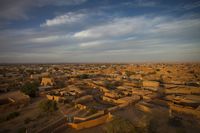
<box><xmin>20</xmin><ymin>81</ymin><xmax>39</xmax><ymax>97</ymax></box>
<box><xmin>38</xmin><ymin>100</ymin><xmax>58</xmax><ymax>113</ymax></box>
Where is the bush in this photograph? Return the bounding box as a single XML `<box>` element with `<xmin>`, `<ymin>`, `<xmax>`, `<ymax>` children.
<box><xmin>147</xmin><ymin>119</ymin><xmax>157</xmax><ymax>133</ymax></box>
<box><xmin>104</xmin><ymin>80</ymin><xmax>122</xmax><ymax>90</ymax></box>
<box><xmin>17</xmin><ymin>127</ymin><xmax>26</xmax><ymax>133</ymax></box>
<box><xmin>168</xmin><ymin>116</ymin><xmax>182</xmax><ymax>127</ymax></box>
<box><xmin>104</xmin><ymin>117</ymin><xmax>136</xmax><ymax>133</ymax></box>
<box><xmin>104</xmin><ymin>80</ymin><xmax>116</xmax><ymax>90</ymax></box>
<box><xmin>156</xmin><ymin>69</ymin><xmax>160</xmax><ymax>71</ymax></box>
<box><xmin>6</xmin><ymin>111</ymin><xmax>20</xmax><ymax>120</ymax></box>
<box><xmin>55</xmin><ymin>80</ymin><xmax>65</xmax><ymax>88</ymax></box>
<box><xmin>0</xmin><ymin>111</ymin><xmax>20</xmax><ymax>123</ymax></box>
<box><xmin>77</xmin><ymin>74</ymin><xmax>90</xmax><ymax>79</ymax></box>
<box><xmin>38</xmin><ymin>100</ymin><xmax>58</xmax><ymax>113</ymax></box>
<box><xmin>113</xmin><ymin>81</ymin><xmax>123</xmax><ymax>86</ymax></box>
<box><xmin>125</xmin><ymin>71</ymin><xmax>136</xmax><ymax>77</ymax></box>
<box><xmin>0</xmin><ymin>117</ymin><xmax>6</xmax><ymax>123</ymax></box>
<box><xmin>24</xmin><ymin>117</ymin><xmax>32</xmax><ymax>124</ymax></box>
<box><xmin>21</xmin><ymin>81</ymin><xmax>39</xmax><ymax>97</ymax></box>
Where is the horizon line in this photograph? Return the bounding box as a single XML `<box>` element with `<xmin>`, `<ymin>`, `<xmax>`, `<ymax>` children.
<box><xmin>0</xmin><ymin>61</ymin><xmax>200</xmax><ymax>65</ymax></box>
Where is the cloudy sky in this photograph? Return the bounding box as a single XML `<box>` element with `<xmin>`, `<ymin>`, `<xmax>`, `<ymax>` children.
<box><xmin>0</xmin><ymin>0</ymin><xmax>200</xmax><ymax>63</ymax></box>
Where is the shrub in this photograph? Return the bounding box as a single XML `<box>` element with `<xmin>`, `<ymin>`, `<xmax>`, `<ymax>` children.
<box><xmin>24</xmin><ymin>117</ymin><xmax>32</xmax><ymax>124</ymax></box>
<box><xmin>167</xmin><ymin>70</ymin><xmax>171</xmax><ymax>73</ymax></box>
<box><xmin>156</xmin><ymin>69</ymin><xmax>160</xmax><ymax>71</ymax></box>
<box><xmin>104</xmin><ymin>81</ymin><xmax>116</xmax><ymax>90</ymax></box>
<box><xmin>168</xmin><ymin>116</ymin><xmax>182</xmax><ymax>127</ymax></box>
<box><xmin>147</xmin><ymin>119</ymin><xmax>157</xmax><ymax>133</ymax></box>
<box><xmin>6</xmin><ymin>111</ymin><xmax>20</xmax><ymax>120</ymax></box>
<box><xmin>38</xmin><ymin>100</ymin><xmax>58</xmax><ymax>113</ymax></box>
<box><xmin>0</xmin><ymin>117</ymin><xmax>6</xmax><ymax>123</ymax></box>
<box><xmin>17</xmin><ymin>127</ymin><xmax>26</xmax><ymax>133</ymax></box>
<box><xmin>104</xmin><ymin>117</ymin><xmax>136</xmax><ymax>133</ymax></box>
<box><xmin>20</xmin><ymin>81</ymin><xmax>39</xmax><ymax>97</ymax></box>
<box><xmin>0</xmin><ymin>111</ymin><xmax>20</xmax><ymax>123</ymax></box>
<box><xmin>104</xmin><ymin>80</ymin><xmax>122</xmax><ymax>90</ymax></box>
<box><xmin>125</xmin><ymin>71</ymin><xmax>136</xmax><ymax>77</ymax></box>
<box><xmin>113</xmin><ymin>81</ymin><xmax>123</xmax><ymax>86</ymax></box>
<box><xmin>77</xmin><ymin>74</ymin><xmax>90</xmax><ymax>79</ymax></box>
<box><xmin>55</xmin><ymin>80</ymin><xmax>65</xmax><ymax>88</ymax></box>
<box><xmin>147</xmin><ymin>71</ymin><xmax>156</xmax><ymax>75</ymax></box>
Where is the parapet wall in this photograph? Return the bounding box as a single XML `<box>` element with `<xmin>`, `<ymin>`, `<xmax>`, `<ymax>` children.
<box><xmin>142</xmin><ymin>80</ymin><xmax>160</xmax><ymax>88</ymax></box>
<box><xmin>169</xmin><ymin>103</ymin><xmax>200</xmax><ymax>119</ymax></box>
<box><xmin>135</xmin><ymin>103</ymin><xmax>153</xmax><ymax>113</ymax></box>
<box><xmin>165</xmin><ymin>87</ymin><xmax>200</xmax><ymax>95</ymax></box>
<box><xmin>68</xmin><ymin>113</ymin><xmax>113</xmax><ymax>130</ymax></box>
<box><xmin>74</xmin><ymin>111</ymin><xmax>105</xmax><ymax>122</ymax></box>
<box><xmin>46</xmin><ymin>95</ymin><xmax>61</xmax><ymax>102</ymax></box>
<box><xmin>74</xmin><ymin>95</ymin><xmax>93</xmax><ymax>104</ymax></box>
<box><xmin>102</xmin><ymin>95</ymin><xmax>140</xmax><ymax>105</ymax></box>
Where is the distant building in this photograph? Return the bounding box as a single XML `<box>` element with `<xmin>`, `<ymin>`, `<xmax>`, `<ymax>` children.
<box><xmin>142</xmin><ymin>80</ymin><xmax>160</xmax><ymax>88</ymax></box>
<box><xmin>41</xmin><ymin>77</ymin><xmax>54</xmax><ymax>86</ymax></box>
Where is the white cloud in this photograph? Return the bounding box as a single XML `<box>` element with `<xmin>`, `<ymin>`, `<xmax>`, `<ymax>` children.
<box><xmin>41</xmin><ymin>12</ymin><xmax>86</xmax><ymax>27</ymax></box>
<box><xmin>37</xmin><ymin>0</ymin><xmax>87</xmax><ymax>6</ymax></box>
<box><xmin>79</xmin><ymin>40</ymin><xmax>115</xmax><ymax>47</ymax></box>
<box><xmin>152</xmin><ymin>18</ymin><xmax>200</xmax><ymax>32</ymax></box>
<box><xmin>73</xmin><ymin>16</ymin><xmax>164</xmax><ymax>39</ymax></box>
<box><xmin>30</xmin><ymin>35</ymin><xmax>69</xmax><ymax>43</ymax></box>
<box><xmin>79</xmin><ymin>41</ymin><xmax>101</xmax><ymax>47</ymax></box>
<box><xmin>31</xmin><ymin>36</ymin><xmax>59</xmax><ymax>43</ymax></box>
<box><xmin>1</xmin><ymin>13</ymin><xmax>200</xmax><ymax>62</ymax></box>
<box><xmin>74</xmin><ymin>15</ymin><xmax>200</xmax><ymax>41</ymax></box>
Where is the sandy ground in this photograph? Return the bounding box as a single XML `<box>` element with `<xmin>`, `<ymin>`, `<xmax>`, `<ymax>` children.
<box><xmin>0</xmin><ymin>97</ymin><xmax>63</xmax><ymax>133</ymax></box>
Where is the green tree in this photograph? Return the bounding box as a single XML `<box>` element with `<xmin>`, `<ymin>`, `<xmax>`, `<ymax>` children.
<box><xmin>104</xmin><ymin>117</ymin><xmax>136</xmax><ymax>133</ymax></box>
<box><xmin>104</xmin><ymin>80</ymin><xmax>116</xmax><ymax>90</ymax></box>
<box><xmin>55</xmin><ymin>80</ymin><xmax>65</xmax><ymax>88</ymax></box>
<box><xmin>104</xmin><ymin>80</ymin><xmax>122</xmax><ymax>90</ymax></box>
<box><xmin>78</xmin><ymin>74</ymin><xmax>90</xmax><ymax>79</ymax></box>
<box><xmin>0</xmin><ymin>111</ymin><xmax>20</xmax><ymax>123</ymax></box>
<box><xmin>125</xmin><ymin>71</ymin><xmax>136</xmax><ymax>77</ymax></box>
<box><xmin>38</xmin><ymin>100</ymin><xmax>58</xmax><ymax>113</ymax></box>
<box><xmin>20</xmin><ymin>81</ymin><xmax>39</xmax><ymax>97</ymax></box>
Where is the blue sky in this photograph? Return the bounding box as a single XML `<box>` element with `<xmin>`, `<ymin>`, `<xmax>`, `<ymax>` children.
<box><xmin>0</xmin><ymin>0</ymin><xmax>200</xmax><ymax>63</ymax></box>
